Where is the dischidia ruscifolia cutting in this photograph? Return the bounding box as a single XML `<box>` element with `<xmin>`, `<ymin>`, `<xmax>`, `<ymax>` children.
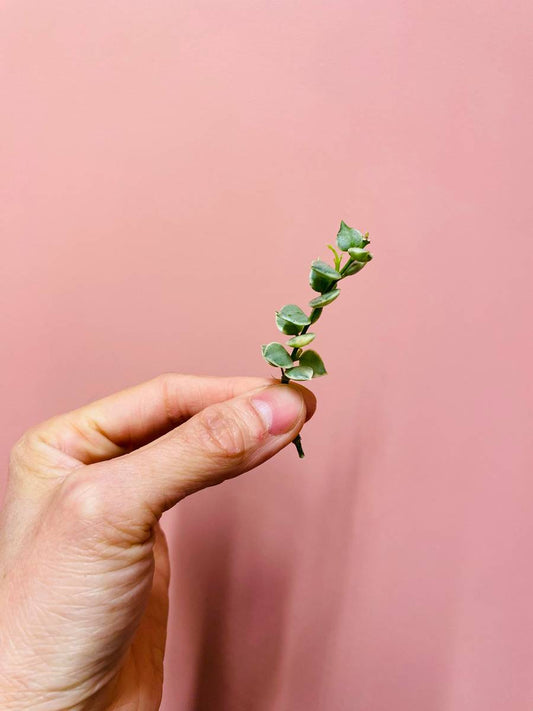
<box><xmin>261</xmin><ymin>220</ymin><xmax>373</xmax><ymax>458</ymax></box>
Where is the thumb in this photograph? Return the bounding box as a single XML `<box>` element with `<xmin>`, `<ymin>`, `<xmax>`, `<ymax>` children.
<box><xmin>94</xmin><ymin>382</ymin><xmax>314</xmax><ymax>524</ymax></box>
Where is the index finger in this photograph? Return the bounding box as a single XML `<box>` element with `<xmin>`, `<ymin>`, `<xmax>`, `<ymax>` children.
<box><xmin>38</xmin><ymin>373</ymin><xmax>278</xmax><ymax>464</ymax></box>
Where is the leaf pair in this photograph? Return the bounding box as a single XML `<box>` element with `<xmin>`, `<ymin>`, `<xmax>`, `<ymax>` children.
<box><xmin>335</xmin><ymin>222</ymin><xmax>373</xmax><ymax>277</ymax></box>
<box><xmin>261</xmin><ymin>343</ymin><xmax>327</xmax><ymax>380</ymax></box>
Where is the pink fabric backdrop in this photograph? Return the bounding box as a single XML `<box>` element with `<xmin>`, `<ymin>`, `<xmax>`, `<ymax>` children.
<box><xmin>1</xmin><ymin>1</ymin><xmax>532</xmax><ymax>709</ymax></box>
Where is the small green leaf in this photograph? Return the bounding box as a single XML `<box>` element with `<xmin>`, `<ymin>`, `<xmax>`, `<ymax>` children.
<box><xmin>299</xmin><ymin>350</ymin><xmax>327</xmax><ymax>377</ymax></box>
<box><xmin>284</xmin><ymin>365</ymin><xmax>314</xmax><ymax>381</ymax></box>
<box><xmin>309</xmin><ymin>260</ymin><xmax>342</xmax><ymax>293</ymax></box>
<box><xmin>336</xmin><ymin>221</ymin><xmax>365</xmax><ymax>251</ymax></box>
<box><xmin>278</xmin><ymin>304</ymin><xmax>311</xmax><ymax>326</ymax></box>
<box><xmin>309</xmin><ymin>289</ymin><xmax>340</xmax><ymax>308</ymax></box>
<box><xmin>287</xmin><ymin>333</ymin><xmax>316</xmax><ymax>347</ymax></box>
<box><xmin>275</xmin><ymin>304</ymin><xmax>310</xmax><ymax>335</ymax></box>
<box><xmin>310</xmin><ymin>260</ymin><xmax>342</xmax><ymax>280</ymax></box>
<box><xmin>276</xmin><ymin>313</ymin><xmax>302</xmax><ymax>335</ymax></box>
<box><xmin>341</xmin><ymin>261</ymin><xmax>365</xmax><ymax>277</ymax></box>
<box><xmin>261</xmin><ymin>342</ymin><xmax>294</xmax><ymax>367</ymax></box>
<box><xmin>309</xmin><ymin>271</ymin><xmax>333</xmax><ymax>293</ymax></box>
<box><xmin>327</xmin><ymin>244</ymin><xmax>341</xmax><ymax>271</ymax></box>
<box><xmin>347</xmin><ymin>247</ymin><xmax>373</xmax><ymax>263</ymax></box>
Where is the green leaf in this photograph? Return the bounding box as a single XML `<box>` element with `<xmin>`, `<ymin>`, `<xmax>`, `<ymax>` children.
<box><xmin>261</xmin><ymin>342</ymin><xmax>294</xmax><ymax>367</ymax></box>
<box><xmin>327</xmin><ymin>244</ymin><xmax>341</xmax><ymax>271</ymax></box>
<box><xmin>299</xmin><ymin>349</ymin><xmax>327</xmax><ymax>377</ymax></box>
<box><xmin>336</xmin><ymin>220</ymin><xmax>365</xmax><ymax>251</ymax></box>
<box><xmin>284</xmin><ymin>365</ymin><xmax>314</xmax><ymax>381</ymax></box>
<box><xmin>287</xmin><ymin>333</ymin><xmax>316</xmax><ymax>347</ymax></box>
<box><xmin>309</xmin><ymin>260</ymin><xmax>342</xmax><ymax>293</ymax></box>
<box><xmin>275</xmin><ymin>304</ymin><xmax>310</xmax><ymax>335</ymax></box>
<box><xmin>310</xmin><ymin>260</ymin><xmax>342</xmax><ymax>280</ymax></box>
<box><xmin>276</xmin><ymin>313</ymin><xmax>301</xmax><ymax>335</ymax></box>
<box><xmin>278</xmin><ymin>304</ymin><xmax>311</xmax><ymax>326</ymax></box>
<box><xmin>309</xmin><ymin>289</ymin><xmax>340</xmax><ymax>308</ymax></box>
<box><xmin>309</xmin><ymin>271</ymin><xmax>332</xmax><ymax>293</ymax></box>
<box><xmin>347</xmin><ymin>247</ymin><xmax>373</xmax><ymax>263</ymax></box>
<box><xmin>342</xmin><ymin>261</ymin><xmax>365</xmax><ymax>277</ymax></box>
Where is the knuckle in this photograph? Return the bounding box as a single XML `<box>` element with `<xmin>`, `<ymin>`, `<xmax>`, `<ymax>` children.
<box><xmin>196</xmin><ymin>405</ymin><xmax>246</xmax><ymax>459</ymax></box>
<box><xmin>9</xmin><ymin>436</ymin><xmax>28</xmax><ymax>469</ymax></box>
<box><xmin>58</xmin><ymin>471</ymin><xmax>108</xmax><ymax>523</ymax></box>
<box><xmin>154</xmin><ymin>371</ymin><xmax>186</xmax><ymax>391</ymax></box>
<box><xmin>157</xmin><ymin>372</ymin><xmax>187</xmax><ymax>428</ymax></box>
<box><xmin>54</xmin><ymin>471</ymin><xmax>151</xmax><ymax>549</ymax></box>
<box><xmin>56</xmin><ymin>468</ymin><xmax>155</xmax><ymax>543</ymax></box>
<box><xmin>9</xmin><ymin>426</ymin><xmax>42</xmax><ymax>469</ymax></box>
<box><xmin>154</xmin><ymin>371</ymin><xmax>179</xmax><ymax>387</ymax></box>
<box><xmin>194</xmin><ymin>401</ymin><xmax>267</xmax><ymax>461</ymax></box>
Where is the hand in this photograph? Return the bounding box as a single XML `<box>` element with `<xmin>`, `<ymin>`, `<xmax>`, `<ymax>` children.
<box><xmin>0</xmin><ymin>373</ymin><xmax>315</xmax><ymax>711</ymax></box>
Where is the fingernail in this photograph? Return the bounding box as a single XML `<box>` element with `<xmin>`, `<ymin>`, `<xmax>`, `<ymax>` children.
<box><xmin>251</xmin><ymin>385</ymin><xmax>304</xmax><ymax>435</ymax></box>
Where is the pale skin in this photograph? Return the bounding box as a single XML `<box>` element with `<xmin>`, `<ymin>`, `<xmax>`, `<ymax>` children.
<box><xmin>0</xmin><ymin>373</ymin><xmax>316</xmax><ymax>711</ymax></box>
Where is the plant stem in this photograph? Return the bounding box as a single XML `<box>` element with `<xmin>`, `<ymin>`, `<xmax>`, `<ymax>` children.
<box><xmin>279</xmin><ymin>306</ymin><xmax>322</xmax><ymax>458</ymax></box>
<box><xmin>288</xmin><ymin>307</ymin><xmax>321</xmax><ymax>359</ymax></box>
<box><xmin>292</xmin><ymin>434</ymin><xmax>305</xmax><ymax>458</ymax></box>
<box><xmin>340</xmin><ymin>257</ymin><xmax>355</xmax><ymax>277</ymax></box>
<box><xmin>279</xmin><ymin>370</ymin><xmax>304</xmax><ymax>456</ymax></box>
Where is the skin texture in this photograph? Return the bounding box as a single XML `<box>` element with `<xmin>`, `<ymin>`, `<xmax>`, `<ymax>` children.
<box><xmin>0</xmin><ymin>373</ymin><xmax>316</xmax><ymax>711</ymax></box>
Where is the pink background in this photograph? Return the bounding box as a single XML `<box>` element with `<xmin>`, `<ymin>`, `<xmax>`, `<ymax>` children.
<box><xmin>1</xmin><ymin>1</ymin><xmax>532</xmax><ymax>709</ymax></box>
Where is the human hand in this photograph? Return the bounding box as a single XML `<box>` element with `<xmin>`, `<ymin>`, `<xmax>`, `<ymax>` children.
<box><xmin>0</xmin><ymin>373</ymin><xmax>315</xmax><ymax>711</ymax></box>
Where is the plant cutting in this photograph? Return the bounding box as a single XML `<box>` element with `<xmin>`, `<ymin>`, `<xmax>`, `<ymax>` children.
<box><xmin>261</xmin><ymin>220</ymin><xmax>373</xmax><ymax>458</ymax></box>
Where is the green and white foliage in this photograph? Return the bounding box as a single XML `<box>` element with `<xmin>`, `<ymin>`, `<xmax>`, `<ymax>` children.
<box><xmin>260</xmin><ymin>219</ymin><xmax>373</xmax><ymax>456</ymax></box>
